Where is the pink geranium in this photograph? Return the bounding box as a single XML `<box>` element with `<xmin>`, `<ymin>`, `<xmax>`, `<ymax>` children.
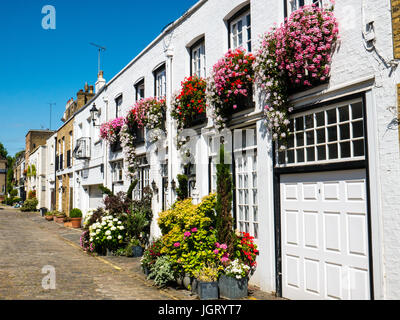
<box><xmin>99</xmin><ymin>117</ymin><xmax>125</xmax><ymax>144</ymax></box>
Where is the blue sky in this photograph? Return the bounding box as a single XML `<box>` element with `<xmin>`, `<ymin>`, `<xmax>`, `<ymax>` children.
<box><xmin>0</xmin><ymin>0</ymin><xmax>198</xmax><ymax>156</ymax></box>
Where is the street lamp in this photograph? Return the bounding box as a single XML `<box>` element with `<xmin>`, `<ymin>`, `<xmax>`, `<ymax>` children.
<box><xmin>90</xmin><ymin>104</ymin><xmax>99</xmax><ymax>127</ymax></box>
<box><xmin>151</xmin><ymin>180</ymin><xmax>159</xmax><ymax>194</ymax></box>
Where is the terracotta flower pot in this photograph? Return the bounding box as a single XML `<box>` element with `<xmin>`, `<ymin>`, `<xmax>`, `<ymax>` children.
<box><xmin>54</xmin><ymin>216</ymin><xmax>65</xmax><ymax>223</ymax></box>
<box><xmin>70</xmin><ymin>217</ymin><xmax>82</xmax><ymax>228</ymax></box>
<box><xmin>64</xmin><ymin>221</ymin><xmax>73</xmax><ymax>228</ymax></box>
<box><xmin>45</xmin><ymin>215</ymin><xmax>53</xmax><ymax>221</ymax></box>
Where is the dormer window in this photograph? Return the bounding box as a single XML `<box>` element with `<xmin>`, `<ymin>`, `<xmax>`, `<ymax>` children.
<box><xmin>229</xmin><ymin>7</ymin><xmax>251</xmax><ymax>52</ymax></box>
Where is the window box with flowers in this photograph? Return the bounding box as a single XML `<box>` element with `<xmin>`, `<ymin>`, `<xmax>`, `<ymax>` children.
<box><xmin>254</xmin><ymin>2</ymin><xmax>338</xmax><ymax>146</ymax></box>
<box><xmin>121</xmin><ymin>97</ymin><xmax>166</xmax><ymax>177</ymax></box>
<box><xmin>171</xmin><ymin>76</ymin><xmax>208</xmax><ymax>130</ymax></box>
<box><xmin>207</xmin><ymin>47</ymin><xmax>255</xmax><ymax>129</ymax></box>
<box><xmin>100</xmin><ymin>117</ymin><xmax>125</xmax><ymax>152</ymax></box>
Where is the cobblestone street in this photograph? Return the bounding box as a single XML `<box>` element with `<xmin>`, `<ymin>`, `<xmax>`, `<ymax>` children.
<box><xmin>0</xmin><ymin>206</ymin><xmax>276</xmax><ymax>300</ymax></box>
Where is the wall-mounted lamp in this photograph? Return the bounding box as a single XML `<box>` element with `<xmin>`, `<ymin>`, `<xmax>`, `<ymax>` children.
<box><xmin>171</xmin><ymin>179</ymin><xmax>176</xmax><ymax>191</ymax></box>
<box><xmin>151</xmin><ymin>180</ymin><xmax>159</xmax><ymax>194</ymax></box>
<box><xmin>90</xmin><ymin>103</ymin><xmax>100</xmax><ymax>127</ymax></box>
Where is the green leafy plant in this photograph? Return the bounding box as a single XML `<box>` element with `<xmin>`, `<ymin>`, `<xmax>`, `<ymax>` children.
<box><xmin>215</xmin><ymin>145</ymin><xmax>235</xmax><ymax>257</ymax></box>
<box><xmin>194</xmin><ymin>264</ymin><xmax>219</xmax><ymax>282</ymax></box>
<box><xmin>70</xmin><ymin>208</ymin><xmax>82</xmax><ymax>218</ymax></box>
<box><xmin>176</xmin><ymin>174</ymin><xmax>188</xmax><ymax>201</ymax></box>
<box><xmin>89</xmin><ymin>214</ymin><xmax>126</xmax><ymax>252</ymax></box>
<box><xmin>45</xmin><ymin>211</ymin><xmax>54</xmax><ymax>216</ymax></box>
<box><xmin>157</xmin><ymin>194</ymin><xmax>227</xmax><ymax>277</ymax></box>
<box><xmin>148</xmin><ymin>255</ymin><xmax>175</xmax><ymax>288</ymax></box>
<box><xmin>99</xmin><ymin>185</ymin><xmax>113</xmax><ymax>197</ymax></box>
<box><xmin>141</xmin><ymin>238</ymin><xmax>163</xmax><ymax>271</ymax></box>
<box><xmin>20</xmin><ymin>198</ymin><xmax>38</xmax><ymax>212</ymax></box>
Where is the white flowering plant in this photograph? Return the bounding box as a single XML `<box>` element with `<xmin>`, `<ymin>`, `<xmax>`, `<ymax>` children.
<box><xmin>89</xmin><ymin>215</ymin><xmax>126</xmax><ymax>251</ymax></box>
<box><xmin>223</xmin><ymin>259</ymin><xmax>251</xmax><ymax>280</ymax></box>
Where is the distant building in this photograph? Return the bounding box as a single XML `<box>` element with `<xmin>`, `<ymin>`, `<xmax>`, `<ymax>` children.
<box><xmin>0</xmin><ymin>156</ymin><xmax>7</xmax><ymax>202</ymax></box>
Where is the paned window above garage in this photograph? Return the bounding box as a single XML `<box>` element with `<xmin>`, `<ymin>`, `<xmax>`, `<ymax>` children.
<box><xmin>277</xmin><ymin>99</ymin><xmax>365</xmax><ymax>167</ymax></box>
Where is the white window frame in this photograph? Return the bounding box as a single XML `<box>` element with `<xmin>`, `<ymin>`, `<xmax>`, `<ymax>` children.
<box><xmin>136</xmin><ymin>81</ymin><xmax>145</xmax><ymax>101</ymax></box>
<box><xmin>230</xmin><ymin>10</ymin><xmax>251</xmax><ymax>52</ymax></box>
<box><xmin>286</xmin><ymin>0</ymin><xmax>323</xmax><ymax>16</ymax></box>
<box><xmin>277</xmin><ymin>98</ymin><xmax>366</xmax><ymax>167</ymax></box>
<box><xmin>134</xmin><ymin>157</ymin><xmax>150</xmax><ymax>200</ymax></box>
<box><xmin>111</xmin><ymin>160</ymin><xmax>124</xmax><ymax>183</ymax></box>
<box><xmin>115</xmin><ymin>95</ymin><xmax>123</xmax><ymax>118</ymax></box>
<box><xmin>155</xmin><ymin>68</ymin><xmax>166</xmax><ymax>98</ymax></box>
<box><xmin>191</xmin><ymin>41</ymin><xmax>206</xmax><ymax>78</ymax></box>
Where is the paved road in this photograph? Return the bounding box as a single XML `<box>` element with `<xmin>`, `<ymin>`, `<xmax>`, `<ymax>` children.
<box><xmin>0</xmin><ymin>207</ymin><xmax>194</xmax><ymax>300</ymax></box>
<box><xmin>0</xmin><ymin>206</ymin><xmax>277</xmax><ymax>300</ymax></box>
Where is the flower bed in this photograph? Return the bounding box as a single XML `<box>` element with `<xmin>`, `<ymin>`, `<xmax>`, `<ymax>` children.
<box><xmin>171</xmin><ymin>76</ymin><xmax>207</xmax><ymax>129</ymax></box>
<box><xmin>254</xmin><ymin>3</ymin><xmax>338</xmax><ymax>145</ymax></box>
<box><xmin>141</xmin><ymin>194</ymin><xmax>259</xmax><ymax>294</ymax></box>
<box><xmin>207</xmin><ymin>47</ymin><xmax>255</xmax><ymax>129</ymax></box>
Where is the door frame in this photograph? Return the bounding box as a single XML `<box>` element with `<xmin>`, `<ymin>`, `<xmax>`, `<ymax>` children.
<box><xmin>273</xmin><ymin>92</ymin><xmax>375</xmax><ymax>299</ymax></box>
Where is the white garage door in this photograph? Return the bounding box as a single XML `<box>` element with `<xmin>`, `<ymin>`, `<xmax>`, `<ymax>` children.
<box><xmin>280</xmin><ymin>169</ymin><xmax>370</xmax><ymax>300</ymax></box>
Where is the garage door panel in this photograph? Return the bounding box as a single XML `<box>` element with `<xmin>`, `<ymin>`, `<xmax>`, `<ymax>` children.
<box><xmin>281</xmin><ymin>169</ymin><xmax>370</xmax><ymax>300</ymax></box>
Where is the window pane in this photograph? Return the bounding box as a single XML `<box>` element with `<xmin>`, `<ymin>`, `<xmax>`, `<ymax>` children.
<box><xmin>339</xmin><ymin>106</ymin><xmax>349</xmax><ymax>122</ymax></box>
<box><xmin>351</xmin><ymin>102</ymin><xmax>363</xmax><ymax>119</ymax></box>
<box><xmin>296</xmin><ymin>133</ymin><xmax>304</xmax><ymax>147</ymax></box>
<box><xmin>317</xmin><ymin>145</ymin><xmax>326</xmax><ymax>160</ymax></box>
<box><xmin>288</xmin><ymin>134</ymin><xmax>295</xmax><ymax>148</ymax></box>
<box><xmin>287</xmin><ymin>150</ymin><xmax>295</xmax><ymax>163</ymax></box>
<box><xmin>327</xmin><ymin>108</ymin><xmax>337</xmax><ymax>124</ymax></box>
<box><xmin>316</xmin><ymin>112</ymin><xmax>325</xmax><ymax>127</ymax></box>
<box><xmin>316</xmin><ymin>128</ymin><xmax>325</xmax><ymax>144</ymax></box>
<box><xmin>353</xmin><ymin>140</ymin><xmax>365</xmax><ymax>157</ymax></box>
<box><xmin>307</xmin><ymin>147</ymin><xmax>315</xmax><ymax>162</ymax></box>
<box><xmin>327</xmin><ymin>126</ymin><xmax>337</xmax><ymax>142</ymax></box>
<box><xmin>306</xmin><ymin>131</ymin><xmax>315</xmax><ymax>145</ymax></box>
<box><xmin>340</xmin><ymin>142</ymin><xmax>351</xmax><ymax>158</ymax></box>
<box><xmin>352</xmin><ymin>121</ymin><xmax>364</xmax><ymax>138</ymax></box>
<box><xmin>328</xmin><ymin>143</ymin><xmax>338</xmax><ymax>159</ymax></box>
<box><xmin>297</xmin><ymin>149</ymin><xmax>305</xmax><ymax>163</ymax></box>
<box><xmin>340</xmin><ymin>123</ymin><xmax>350</xmax><ymax>140</ymax></box>
<box><xmin>278</xmin><ymin>151</ymin><xmax>285</xmax><ymax>165</ymax></box>
<box><xmin>295</xmin><ymin>117</ymin><xmax>304</xmax><ymax>131</ymax></box>
<box><xmin>305</xmin><ymin>114</ymin><xmax>314</xmax><ymax>129</ymax></box>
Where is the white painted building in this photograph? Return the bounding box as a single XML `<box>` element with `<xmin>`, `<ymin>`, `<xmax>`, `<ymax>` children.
<box><xmin>66</xmin><ymin>0</ymin><xmax>400</xmax><ymax>300</ymax></box>
<box><xmin>28</xmin><ymin>145</ymin><xmax>48</xmax><ymax>209</ymax></box>
<box><xmin>46</xmin><ymin>133</ymin><xmax>57</xmax><ymax>211</ymax></box>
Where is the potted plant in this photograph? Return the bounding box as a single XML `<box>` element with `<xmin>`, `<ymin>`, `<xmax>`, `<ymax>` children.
<box><xmin>45</xmin><ymin>211</ymin><xmax>54</xmax><ymax>221</ymax></box>
<box><xmin>126</xmin><ymin>238</ymin><xmax>143</xmax><ymax>257</ymax></box>
<box><xmin>64</xmin><ymin>217</ymin><xmax>72</xmax><ymax>228</ymax></box>
<box><xmin>194</xmin><ymin>265</ymin><xmax>219</xmax><ymax>300</ymax></box>
<box><xmin>54</xmin><ymin>211</ymin><xmax>66</xmax><ymax>223</ymax></box>
<box><xmin>219</xmin><ymin>259</ymin><xmax>250</xmax><ymax>299</ymax></box>
<box><xmin>69</xmin><ymin>208</ymin><xmax>83</xmax><ymax>228</ymax></box>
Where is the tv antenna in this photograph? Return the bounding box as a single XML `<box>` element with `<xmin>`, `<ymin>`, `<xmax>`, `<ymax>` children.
<box><xmin>90</xmin><ymin>42</ymin><xmax>106</xmax><ymax>74</ymax></box>
<box><xmin>48</xmin><ymin>102</ymin><xmax>56</xmax><ymax>130</ymax></box>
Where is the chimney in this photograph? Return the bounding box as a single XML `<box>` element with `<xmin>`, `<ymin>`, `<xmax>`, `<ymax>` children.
<box><xmin>95</xmin><ymin>71</ymin><xmax>106</xmax><ymax>93</ymax></box>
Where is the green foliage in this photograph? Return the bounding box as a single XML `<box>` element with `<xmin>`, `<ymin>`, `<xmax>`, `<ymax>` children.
<box><xmin>99</xmin><ymin>185</ymin><xmax>113</xmax><ymax>197</ymax></box>
<box><xmin>27</xmin><ymin>190</ymin><xmax>36</xmax><ymax>199</ymax></box>
<box><xmin>0</xmin><ymin>142</ymin><xmax>8</xmax><ymax>158</ymax></box>
<box><xmin>215</xmin><ymin>144</ymin><xmax>235</xmax><ymax>256</ymax></box>
<box><xmin>176</xmin><ymin>174</ymin><xmax>188</xmax><ymax>201</ymax></box>
<box><xmin>127</xmin><ymin>179</ymin><xmax>138</xmax><ymax>200</ymax></box>
<box><xmin>20</xmin><ymin>198</ymin><xmax>38</xmax><ymax>212</ymax></box>
<box><xmin>9</xmin><ymin>189</ymin><xmax>18</xmax><ymax>198</ymax></box>
<box><xmin>148</xmin><ymin>255</ymin><xmax>175</xmax><ymax>288</ymax></box>
<box><xmin>124</xmin><ymin>208</ymin><xmax>149</xmax><ymax>246</ymax></box>
<box><xmin>70</xmin><ymin>208</ymin><xmax>82</xmax><ymax>218</ymax></box>
<box><xmin>193</xmin><ymin>264</ymin><xmax>219</xmax><ymax>282</ymax></box>
<box><xmin>157</xmin><ymin>194</ymin><xmax>226</xmax><ymax>276</ymax></box>
<box><xmin>31</xmin><ymin>164</ymin><xmax>36</xmax><ymax>177</ymax></box>
<box><xmin>89</xmin><ymin>214</ymin><xmax>126</xmax><ymax>252</ymax></box>
<box><xmin>45</xmin><ymin>211</ymin><xmax>54</xmax><ymax>216</ymax></box>
<box><xmin>141</xmin><ymin>238</ymin><xmax>163</xmax><ymax>270</ymax></box>
<box><xmin>54</xmin><ymin>211</ymin><xmax>66</xmax><ymax>217</ymax></box>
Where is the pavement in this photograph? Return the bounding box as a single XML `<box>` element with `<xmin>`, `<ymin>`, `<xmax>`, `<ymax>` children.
<box><xmin>0</xmin><ymin>204</ymin><xmax>279</xmax><ymax>300</ymax></box>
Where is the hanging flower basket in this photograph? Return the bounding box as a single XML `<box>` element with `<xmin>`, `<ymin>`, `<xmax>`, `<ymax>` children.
<box><xmin>171</xmin><ymin>76</ymin><xmax>208</xmax><ymax>129</ymax></box>
<box><xmin>254</xmin><ymin>2</ymin><xmax>338</xmax><ymax>145</ymax></box>
<box><xmin>207</xmin><ymin>47</ymin><xmax>255</xmax><ymax>128</ymax></box>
